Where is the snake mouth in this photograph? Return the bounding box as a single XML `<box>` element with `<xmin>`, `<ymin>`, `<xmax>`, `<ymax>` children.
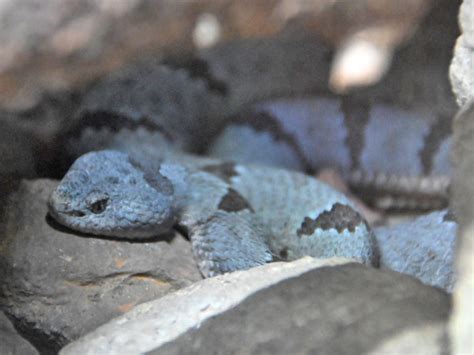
<box><xmin>50</xmin><ymin>207</ymin><xmax>86</xmax><ymax>218</ymax></box>
<box><xmin>47</xmin><ymin>197</ymin><xmax>87</xmax><ymax>218</ymax></box>
<box><xmin>63</xmin><ymin>210</ymin><xmax>86</xmax><ymax>217</ymax></box>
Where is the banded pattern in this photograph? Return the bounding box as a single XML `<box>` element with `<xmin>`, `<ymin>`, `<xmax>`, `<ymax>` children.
<box><xmin>209</xmin><ymin>97</ymin><xmax>452</xmax><ymax>210</ymax></box>
<box><xmin>49</xmin><ymin>151</ymin><xmax>378</xmax><ymax>277</ymax></box>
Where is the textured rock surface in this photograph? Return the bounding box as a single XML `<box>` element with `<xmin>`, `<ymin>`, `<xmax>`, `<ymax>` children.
<box><xmin>60</xmin><ymin>258</ymin><xmax>351</xmax><ymax>354</ymax></box>
<box><xmin>449</xmin><ymin>101</ymin><xmax>474</xmax><ymax>354</ymax></box>
<box><xmin>366</xmin><ymin>322</ymin><xmax>448</xmax><ymax>354</ymax></box>
<box><xmin>148</xmin><ymin>264</ymin><xmax>449</xmax><ymax>355</ymax></box>
<box><xmin>0</xmin><ymin>121</ymin><xmax>37</xmax><ymax>178</ymax></box>
<box><xmin>60</xmin><ymin>259</ymin><xmax>450</xmax><ymax>355</ymax></box>
<box><xmin>375</xmin><ymin>210</ymin><xmax>457</xmax><ymax>292</ymax></box>
<box><xmin>450</xmin><ymin>0</ymin><xmax>474</xmax><ymax>106</ymax></box>
<box><xmin>0</xmin><ymin>311</ymin><xmax>38</xmax><ymax>355</ymax></box>
<box><xmin>0</xmin><ymin>179</ymin><xmax>202</xmax><ymax>352</ymax></box>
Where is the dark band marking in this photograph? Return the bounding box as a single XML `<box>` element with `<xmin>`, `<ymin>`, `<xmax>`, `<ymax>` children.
<box><xmin>161</xmin><ymin>56</ymin><xmax>228</xmax><ymax>95</ymax></box>
<box><xmin>341</xmin><ymin>95</ymin><xmax>371</xmax><ymax>171</ymax></box>
<box><xmin>230</xmin><ymin>110</ymin><xmax>312</xmax><ymax>172</ymax></box>
<box><xmin>217</xmin><ymin>188</ymin><xmax>253</xmax><ymax>213</ymax></box>
<box><xmin>127</xmin><ymin>157</ymin><xmax>174</xmax><ymax>195</ymax></box>
<box><xmin>201</xmin><ymin>162</ymin><xmax>239</xmax><ymax>183</ymax></box>
<box><xmin>419</xmin><ymin>114</ymin><xmax>452</xmax><ymax>175</ymax></box>
<box><xmin>53</xmin><ymin>110</ymin><xmax>176</xmax><ymax>178</ymax></box>
<box><xmin>68</xmin><ymin>110</ymin><xmax>176</xmax><ymax>142</ymax></box>
<box><xmin>297</xmin><ymin>203</ymin><xmax>365</xmax><ymax>236</ymax></box>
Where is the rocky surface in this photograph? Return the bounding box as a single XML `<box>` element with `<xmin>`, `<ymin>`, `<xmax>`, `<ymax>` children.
<box><xmin>375</xmin><ymin>210</ymin><xmax>458</xmax><ymax>292</ymax></box>
<box><xmin>360</xmin><ymin>0</ymin><xmax>459</xmax><ymax>116</ymax></box>
<box><xmin>60</xmin><ymin>260</ymin><xmax>450</xmax><ymax>355</ymax></box>
<box><xmin>0</xmin><ymin>92</ymin><xmax>79</xmax><ymax>179</ymax></box>
<box><xmin>60</xmin><ymin>258</ymin><xmax>351</xmax><ymax>354</ymax></box>
<box><xmin>0</xmin><ymin>311</ymin><xmax>39</xmax><ymax>355</ymax></box>
<box><xmin>0</xmin><ymin>121</ymin><xmax>37</xmax><ymax>178</ymax></box>
<box><xmin>450</xmin><ymin>0</ymin><xmax>474</xmax><ymax>106</ymax></box>
<box><xmin>449</xmin><ymin>100</ymin><xmax>474</xmax><ymax>354</ymax></box>
<box><xmin>0</xmin><ymin>179</ymin><xmax>202</xmax><ymax>352</ymax></box>
<box><xmin>366</xmin><ymin>322</ymin><xmax>448</xmax><ymax>354</ymax></box>
<box><xmin>308</xmin><ymin>0</ymin><xmax>434</xmax><ymax>91</ymax></box>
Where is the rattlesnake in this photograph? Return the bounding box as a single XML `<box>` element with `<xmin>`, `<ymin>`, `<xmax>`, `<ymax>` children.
<box><xmin>48</xmin><ymin>36</ymin><xmax>455</xmax><ymax>279</ymax></box>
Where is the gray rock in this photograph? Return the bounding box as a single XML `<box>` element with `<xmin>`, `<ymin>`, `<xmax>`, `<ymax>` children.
<box><xmin>150</xmin><ymin>265</ymin><xmax>449</xmax><ymax>355</ymax></box>
<box><xmin>375</xmin><ymin>210</ymin><xmax>457</xmax><ymax>292</ymax></box>
<box><xmin>60</xmin><ymin>257</ymin><xmax>351</xmax><ymax>354</ymax></box>
<box><xmin>0</xmin><ymin>311</ymin><xmax>38</xmax><ymax>355</ymax></box>
<box><xmin>0</xmin><ymin>121</ymin><xmax>36</xmax><ymax>178</ymax></box>
<box><xmin>367</xmin><ymin>322</ymin><xmax>448</xmax><ymax>354</ymax></box>
<box><xmin>369</xmin><ymin>0</ymin><xmax>458</xmax><ymax>115</ymax></box>
<box><xmin>449</xmin><ymin>100</ymin><xmax>474</xmax><ymax>354</ymax></box>
<box><xmin>0</xmin><ymin>179</ymin><xmax>202</xmax><ymax>351</ymax></box>
<box><xmin>459</xmin><ymin>0</ymin><xmax>474</xmax><ymax>48</ymax></box>
<box><xmin>450</xmin><ymin>36</ymin><xmax>474</xmax><ymax>107</ymax></box>
<box><xmin>450</xmin><ymin>0</ymin><xmax>474</xmax><ymax>107</ymax></box>
<box><xmin>60</xmin><ymin>258</ymin><xmax>450</xmax><ymax>355</ymax></box>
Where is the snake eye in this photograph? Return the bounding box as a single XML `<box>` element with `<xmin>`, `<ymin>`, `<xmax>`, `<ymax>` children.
<box><xmin>86</xmin><ymin>192</ymin><xmax>109</xmax><ymax>214</ymax></box>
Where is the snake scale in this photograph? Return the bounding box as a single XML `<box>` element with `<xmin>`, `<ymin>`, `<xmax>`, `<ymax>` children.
<box><xmin>48</xmin><ymin>36</ymin><xmax>455</xmax><ymax>278</ymax></box>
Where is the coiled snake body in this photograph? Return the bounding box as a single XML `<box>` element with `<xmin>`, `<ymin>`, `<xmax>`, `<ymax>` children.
<box><xmin>48</xmin><ymin>37</ymin><xmax>455</xmax><ymax>278</ymax></box>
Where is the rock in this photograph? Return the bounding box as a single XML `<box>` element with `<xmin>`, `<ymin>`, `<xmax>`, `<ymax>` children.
<box><xmin>60</xmin><ymin>259</ymin><xmax>450</xmax><ymax>354</ymax></box>
<box><xmin>449</xmin><ymin>100</ymin><xmax>474</xmax><ymax>354</ymax></box>
<box><xmin>0</xmin><ymin>179</ymin><xmax>202</xmax><ymax>352</ymax></box>
<box><xmin>366</xmin><ymin>0</ymin><xmax>459</xmax><ymax>115</ymax></box>
<box><xmin>0</xmin><ymin>121</ymin><xmax>37</xmax><ymax>178</ymax></box>
<box><xmin>367</xmin><ymin>322</ymin><xmax>448</xmax><ymax>354</ymax></box>
<box><xmin>375</xmin><ymin>210</ymin><xmax>457</xmax><ymax>292</ymax></box>
<box><xmin>0</xmin><ymin>311</ymin><xmax>38</xmax><ymax>355</ymax></box>
<box><xmin>0</xmin><ymin>92</ymin><xmax>80</xmax><ymax>179</ymax></box>
<box><xmin>450</xmin><ymin>37</ymin><xmax>474</xmax><ymax>107</ymax></box>
<box><xmin>450</xmin><ymin>0</ymin><xmax>474</xmax><ymax>107</ymax></box>
<box><xmin>303</xmin><ymin>0</ymin><xmax>434</xmax><ymax>91</ymax></box>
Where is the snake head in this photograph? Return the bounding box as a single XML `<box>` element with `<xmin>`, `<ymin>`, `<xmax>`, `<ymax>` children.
<box><xmin>48</xmin><ymin>150</ymin><xmax>177</xmax><ymax>239</ymax></box>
